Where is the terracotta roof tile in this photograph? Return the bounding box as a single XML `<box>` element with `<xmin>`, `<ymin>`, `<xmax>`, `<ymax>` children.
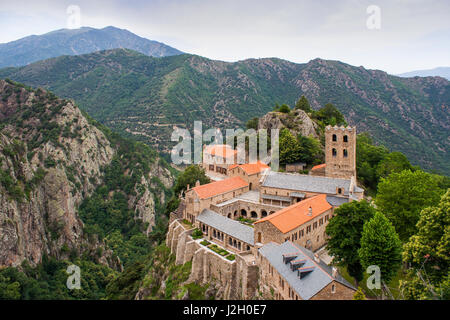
<box><xmin>255</xmin><ymin>194</ymin><xmax>332</xmax><ymax>233</ymax></box>
<box><xmin>311</xmin><ymin>163</ymin><xmax>326</xmax><ymax>171</ymax></box>
<box><xmin>192</xmin><ymin>176</ymin><xmax>248</xmax><ymax>199</ymax></box>
<box><xmin>230</xmin><ymin>161</ymin><xmax>270</xmax><ymax>175</ymax></box>
<box><xmin>204</xmin><ymin>144</ymin><xmax>237</xmax><ymax>159</ymax></box>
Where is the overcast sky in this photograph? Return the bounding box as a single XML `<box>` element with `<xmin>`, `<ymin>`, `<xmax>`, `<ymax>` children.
<box><xmin>1</xmin><ymin>0</ymin><xmax>449</xmax><ymax>74</ymax></box>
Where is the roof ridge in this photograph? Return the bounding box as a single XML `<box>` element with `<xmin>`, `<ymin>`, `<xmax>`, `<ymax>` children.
<box><xmin>192</xmin><ymin>176</ymin><xmax>248</xmax><ymax>199</ymax></box>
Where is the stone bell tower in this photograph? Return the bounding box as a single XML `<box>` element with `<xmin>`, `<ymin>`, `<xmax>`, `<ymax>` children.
<box><xmin>325</xmin><ymin>125</ymin><xmax>356</xmax><ymax>180</ymax></box>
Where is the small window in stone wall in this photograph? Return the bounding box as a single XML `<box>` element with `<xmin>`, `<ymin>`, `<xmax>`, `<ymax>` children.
<box><xmin>343</xmin><ymin>135</ymin><xmax>348</xmax><ymax>142</ymax></box>
<box><xmin>331</xmin><ymin>284</ymin><xmax>336</xmax><ymax>294</ymax></box>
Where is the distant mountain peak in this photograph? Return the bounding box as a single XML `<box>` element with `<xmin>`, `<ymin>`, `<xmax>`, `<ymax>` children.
<box><xmin>397</xmin><ymin>67</ymin><xmax>450</xmax><ymax>80</ymax></box>
<box><xmin>0</xmin><ymin>26</ymin><xmax>183</xmax><ymax>68</ymax></box>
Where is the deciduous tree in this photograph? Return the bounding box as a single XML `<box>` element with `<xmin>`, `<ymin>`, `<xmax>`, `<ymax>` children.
<box><xmin>358</xmin><ymin>211</ymin><xmax>402</xmax><ymax>284</ymax></box>
<box><xmin>325</xmin><ymin>200</ymin><xmax>375</xmax><ymax>284</ymax></box>
<box><xmin>376</xmin><ymin>170</ymin><xmax>443</xmax><ymax>241</ymax></box>
<box><xmin>400</xmin><ymin>190</ymin><xmax>450</xmax><ymax>300</ymax></box>
<box><xmin>173</xmin><ymin>165</ymin><xmax>210</xmax><ymax>196</ymax></box>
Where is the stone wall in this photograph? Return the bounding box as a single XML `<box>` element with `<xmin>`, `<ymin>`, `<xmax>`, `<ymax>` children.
<box><xmin>254</xmin><ymin>208</ymin><xmax>332</xmax><ymax>251</ymax></box>
<box><xmin>228</xmin><ymin>168</ymin><xmax>264</xmax><ymax>191</ymax></box>
<box><xmin>311</xmin><ymin>281</ymin><xmax>356</xmax><ymax>300</ymax></box>
<box><xmin>325</xmin><ymin>126</ymin><xmax>357</xmax><ymax>180</ymax></box>
<box><xmin>184</xmin><ymin>185</ymin><xmax>249</xmax><ymax>222</ymax></box>
<box><xmin>257</xmin><ymin>249</ymin><xmax>355</xmax><ymax>300</ymax></box>
<box><xmin>166</xmin><ymin>219</ymin><xmax>259</xmax><ymax>300</ymax></box>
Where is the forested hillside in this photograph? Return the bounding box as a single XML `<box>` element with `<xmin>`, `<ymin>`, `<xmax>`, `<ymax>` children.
<box><xmin>0</xmin><ymin>49</ymin><xmax>448</xmax><ymax>174</ymax></box>
<box><xmin>0</xmin><ymin>80</ymin><xmax>174</xmax><ymax>299</ymax></box>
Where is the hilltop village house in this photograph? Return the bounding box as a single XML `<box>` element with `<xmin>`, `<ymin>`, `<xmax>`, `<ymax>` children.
<box><xmin>167</xmin><ymin>126</ymin><xmax>361</xmax><ymax>300</ymax></box>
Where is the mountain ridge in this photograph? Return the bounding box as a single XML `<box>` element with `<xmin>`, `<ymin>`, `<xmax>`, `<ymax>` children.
<box><xmin>0</xmin><ymin>48</ymin><xmax>448</xmax><ymax>175</ymax></box>
<box><xmin>0</xmin><ymin>26</ymin><xmax>183</xmax><ymax>68</ymax></box>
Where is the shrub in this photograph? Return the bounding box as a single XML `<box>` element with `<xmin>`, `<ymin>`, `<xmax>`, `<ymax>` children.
<box><xmin>192</xmin><ymin>228</ymin><xmax>203</xmax><ymax>240</ymax></box>
<box><xmin>278</xmin><ymin>104</ymin><xmax>291</xmax><ymax>113</ymax></box>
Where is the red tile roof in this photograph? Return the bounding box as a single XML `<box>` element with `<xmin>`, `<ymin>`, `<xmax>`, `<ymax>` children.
<box><xmin>255</xmin><ymin>194</ymin><xmax>332</xmax><ymax>233</ymax></box>
<box><xmin>192</xmin><ymin>176</ymin><xmax>248</xmax><ymax>199</ymax></box>
<box><xmin>204</xmin><ymin>144</ymin><xmax>237</xmax><ymax>159</ymax></box>
<box><xmin>229</xmin><ymin>161</ymin><xmax>270</xmax><ymax>175</ymax></box>
<box><xmin>311</xmin><ymin>163</ymin><xmax>326</xmax><ymax>171</ymax></box>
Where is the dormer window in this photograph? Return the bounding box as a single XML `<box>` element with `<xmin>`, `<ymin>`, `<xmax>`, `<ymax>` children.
<box><xmin>297</xmin><ymin>266</ymin><xmax>315</xmax><ymax>279</ymax></box>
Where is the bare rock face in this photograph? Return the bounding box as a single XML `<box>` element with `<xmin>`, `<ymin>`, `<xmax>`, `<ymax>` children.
<box><xmin>0</xmin><ymin>81</ymin><xmax>115</xmax><ymax>267</ymax></box>
<box><xmin>0</xmin><ymin>80</ymin><xmax>174</xmax><ymax>267</ymax></box>
<box><xmin>258</xmin><ymin>109</ymin><xmax>319</xmax><ymax>138</ymax></box>
<box><xmin>128</xmin><ymin>163</ymin><xmax>173</xmax><ymax>235</ymax></box>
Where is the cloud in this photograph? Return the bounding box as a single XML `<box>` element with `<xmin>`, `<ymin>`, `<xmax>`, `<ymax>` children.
<box><xmin>0</xmin><ymin>0</ymin><xmax>449</xmax><ymax>74</ymax></box>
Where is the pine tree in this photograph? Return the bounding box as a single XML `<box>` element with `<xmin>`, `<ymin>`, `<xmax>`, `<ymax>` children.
<box><xmin>358</xmin><ymin>212</ymin><xmax>402</xmax><ymax>285</ymax></box>
<box><xmin>295</xmin><ymin>95</ymin><xmax>312</xmax><ymax>113</ymax></box>
<box><xmin>279</xmin><ymin>128</ymin><xmax>302</xmax><ymax>164</ymax></box>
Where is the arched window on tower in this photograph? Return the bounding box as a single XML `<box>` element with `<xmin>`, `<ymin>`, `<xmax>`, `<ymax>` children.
<box><xmin>343</xmin><ymin>135</ymin><xmax>348</xmax><ymax>142</ymax></box>
<box><xmin>332</xmin><ymin>134</ymin><xmax>337</xmax><ymax>142</ymax></box>
<box><xmin>332</xmin><ymin>148</ymin><xmax>337</xmax><ymax>157</ymax></box>
<box><xmin>343</xmin><ymin>149</ymin><xmax>348</xmax><ymax>157</ymax></box>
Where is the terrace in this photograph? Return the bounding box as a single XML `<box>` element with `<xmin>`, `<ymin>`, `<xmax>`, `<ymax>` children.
<box><xmin>197</xmin><ymin>239</ymin><xmax>236</xmax><ymax>261</ymax></box>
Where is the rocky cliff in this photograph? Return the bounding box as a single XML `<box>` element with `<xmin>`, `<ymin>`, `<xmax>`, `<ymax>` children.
<box><xmin>258</xmin><ymin>109</ymin><xmax>319</xmax><ymax>139</ymax></box>
<box><xmin>0</xmin><ymin>80</ymin><xmax>174</xmax><ymax>267</ymax></box>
